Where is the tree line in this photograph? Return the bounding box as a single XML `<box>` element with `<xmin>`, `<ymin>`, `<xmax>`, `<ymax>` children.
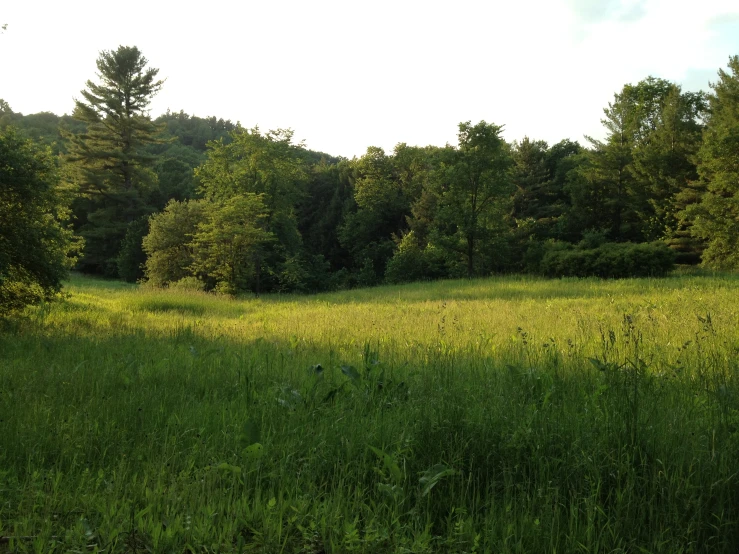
<box><xmin>1</xmin><ymin>46</ymin><xmax>738</xmax><ymax>312</ymax></box>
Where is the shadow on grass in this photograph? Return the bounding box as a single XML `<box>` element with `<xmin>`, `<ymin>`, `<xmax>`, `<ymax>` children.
<box><xmin>2</xmin><ymin>315</ymin><xmax>739</xmax><ymax>551</ymax></box>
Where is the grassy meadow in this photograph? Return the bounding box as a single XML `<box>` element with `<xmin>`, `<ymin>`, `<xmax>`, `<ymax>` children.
<box><xmin>1</xmin><ymin>272</ymin><xmax>739</xmax><ymax>553</ymax></box>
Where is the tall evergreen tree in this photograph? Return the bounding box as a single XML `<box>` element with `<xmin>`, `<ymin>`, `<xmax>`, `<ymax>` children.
<box><xmin>65</xmin><ymin>46</ymin><xmax>164</xmax><ymax>276</ymax></box>
<box><xmin>567</xmin><ymin>77</ymin><xmax>704</xmax><ymax>246</ymax></box>
<box><xmin>511</xmin><ymin>138</ymin><xmax>551</xmax><ymax>231</ymax></box>
<box><xmin>686</xmin><ymin>56</ymin><xmax>739</xmax><ymax>269</ymax></box>
<box><xmin>636</xmin><ymin>87</ymin><xmax>706</xmax><ymax>260</ymax></box>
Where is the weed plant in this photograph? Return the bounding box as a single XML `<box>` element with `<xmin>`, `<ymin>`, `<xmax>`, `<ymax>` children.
<box><xmin>1</xmin><ymin>273</ymin><xmax>738</xmax><ymax>552</ymax></box>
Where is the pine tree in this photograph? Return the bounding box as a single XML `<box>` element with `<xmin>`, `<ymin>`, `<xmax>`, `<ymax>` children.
<box><xmin>569</xmin><ymin>77</ymin><xmax>704</xmax><ymax>245</ymax></box>
<box><xmin>686</xmin><ymin>56</ymin><xmax>739</xmax><ymax>269</ymax></box>
<box><xmin>65</xmin><ymin>46</ymin><xmax>164</xmax><ymax>276</ymax></box>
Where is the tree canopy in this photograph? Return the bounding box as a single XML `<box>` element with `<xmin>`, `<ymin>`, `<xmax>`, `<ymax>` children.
<box><xmin>0</xmin><ymin>128</ymin><xmax>78</xmax><ymax>315</ymax></box>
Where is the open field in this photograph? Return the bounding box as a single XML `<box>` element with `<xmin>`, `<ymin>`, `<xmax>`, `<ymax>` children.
<box><xmin>2</xmin><ymin>273</ymin><xmax>739</xmax><ymax>553</ymax></box>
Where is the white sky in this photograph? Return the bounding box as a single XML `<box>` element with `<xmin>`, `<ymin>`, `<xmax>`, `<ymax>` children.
<box><xmin>2</xmin><ymin>0</ymin><xmax>738</xmax><ymax>158</ymax></box>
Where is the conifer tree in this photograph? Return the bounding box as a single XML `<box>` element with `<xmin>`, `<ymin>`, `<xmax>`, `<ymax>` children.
<box><xmin>686</xmin><ymin>56</ymin><xmax>739</xmax><ymax>269</ymax></box>
<box><xmin>65</xmin><ymin>46</ymin><xmax>164</xmax><ymax>275</ymax></box>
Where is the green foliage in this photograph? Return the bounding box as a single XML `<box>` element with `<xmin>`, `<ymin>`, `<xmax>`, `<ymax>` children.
<box><xmin>150</xmin><ymin>151</ymin><xmax>200</xmax><ymax>204</ymax></box>
<box><xmin>197</xmin><ymin>127</ymin><xmax>309</xmax><ymax>293</ymax></box>
<box><xmin>197</xmin><ymin>127</ymin><xmax>306</xmax><ymax>208</ymax></box>
<box><xmin>339</xmin><ymin>144</ymin><xmax>448</xmax><ymax>282</ymax></box>
<box><xmin>142</xmin><ymin>199</ymin><xmax>206</xmax><ymax>287</ymax></box>
<box><xmin>510</xmin><ymin>138</ymin><xmax>583</xmax><ymax>267</ymax></box>
<box><xmin>116</xmin><ymin>216</ymin><xmax>149</xmax><ymax>282</ymax></box>
<box><xmin>567</xmin><ymin>78</ymin><xmax>705</xmax><ymax>246</ymax></box>
<box><xmin>298</xmin><ymin>159</ymin><xmax>353</xmax><ymax>272</ymax></box>
<box><xmin>0</xmin><ymin>102</ymin><xmax>85</xmax><ymax>153</ymax></box>
<box><xmin>167</xmin><ymin>275</ymin><xmax>205</xmax><ymax>291</ymax></box>
<box><xmin>338</xmin><ymin>147</ymin><xmax>406</xmax><ymax>278</ymax></box>
<box><xmin>384</xmin><ymin>231</ymin><xmax>448</xmax><ymax>284</ymax></box>
<box><xmin>154</xmin><ymin>109</ymin><xmax>238</xmax><ymax>152</ymax></box>
<box><xmin>435</xmin><ymin>121</ymin><xmax>513</xmax><ymax>277</ymax></box>
<box><xmin>355</xmin><ymin>257</ymin><xmax>379</xmax><ymax>288</ymax></box>
<box><xmin>686</xmin><ymin>56</ymin><xmax>739</xmax><ymax>269</ymax></box>
<box><xmin>537</xmin><ymin>240</ymin><xmax>676</xmax><ymax>278</ymax></box>
<box><xmin>191</xmin><ymin>194</ymin><xmax>272</xmax><ymax>295</ymax></box>
<box><xmin>0</xmin><ymin>128</ymin><xmax>78</xmax><ymax>316</ymax></box>
<box><xmin>7</xmin><ymin>54</ymin><xmax>739</xmax><ymax>290</ymax></box>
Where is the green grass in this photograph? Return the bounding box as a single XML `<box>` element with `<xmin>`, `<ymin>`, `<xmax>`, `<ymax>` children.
<box><xmin>1</xmin><ymin>272</ymin><xmax>739</xmax><ymax>552</ymax></box>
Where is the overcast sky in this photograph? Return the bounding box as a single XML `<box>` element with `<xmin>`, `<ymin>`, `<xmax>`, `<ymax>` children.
<box><xmin>2</xmin><ymin>0</ymin><xmax>738</xmax><ymax>157</ymax></box>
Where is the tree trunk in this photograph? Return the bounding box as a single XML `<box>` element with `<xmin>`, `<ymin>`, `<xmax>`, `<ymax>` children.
<box><xmin>467</xmin><ymin>234</ymin><xmax>475</xmax><ymax>278</ymax></box>
<box><xmin>255</xmin><ymin>256</ymin><xmax>261</xmax><ymax>298</ymax></box>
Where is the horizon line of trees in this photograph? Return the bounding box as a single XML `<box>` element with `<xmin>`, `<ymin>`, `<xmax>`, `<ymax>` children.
<box><xmin>2</xmin><ymin>46</ymin><xmax>739</xmax><ymax>312</ymax></box>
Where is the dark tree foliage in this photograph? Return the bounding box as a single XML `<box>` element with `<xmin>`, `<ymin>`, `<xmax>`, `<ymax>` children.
<box><xmin>65</xmin><ymin>46</ymin><xmax>165</xmax><ymax>276</ymax></box>
<box><xmin>566</xmin><ymin>78</ymin><xmax>706</xmax><ymax>248</ymax></box>
<box><xmin>509</xmin><ymin>138</ymin><xmax>583</xmax><ymax>268</ymax></box>
<box><xmin>537</xmin><ymin>241</ymin><xmax>675</xmax><ymax>279</ymax></box>
<box><xmin>298</xmin><ymin>158</ymin><xmax>354</xmax><ymax>271</ymax></box>
<box><xmin>686</xmin><ymin>56</ymin><xmax>739</xmax><ymax>269</ymax></box>
<box><xmin>0</xmin><ymin>101</ymin><xmax>85</xmax><ymax>154</ymax></box>
<box><xmin>116</xmin><ymin>215</ymin><xmax>150</xmax><ymax>282</ymax></box>
<box><xmin>338</xmin><ymin>146</ymin><xmax>407</xmax><ymax>281</ymax></box>
<box><xmin>0</xmin><ymin>128</ymin><xmax>78</xmax><ymax>315</ymax></box>
<box><xmin>154</xmin><ymin>110</ymin><xmax>238</xmax><ymax>152</ymax></box>
<box><xmin>437</xmin><ymin>121</ymin><xmax>513</xmax><ymax>277</ymax></box>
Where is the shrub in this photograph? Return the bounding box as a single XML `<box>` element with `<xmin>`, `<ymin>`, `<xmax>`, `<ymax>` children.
<box><xmin>168</xmin><ymin>276</ymin><xmax>205</xmax><ymax>291</ymax></box>
<box><xmin>385</xmin><ymin>232</ymin><xmax>449</xmax><ymax>284</ymax></box>
<box><xmin>538</xmin><ymin>241</ymin><xmax>675</xmax><ymax>278</ymax></box>
<box><xmin>356</xmin><ymin>258</ymin><xmax>379</xmax><ymax>287</ymax></box>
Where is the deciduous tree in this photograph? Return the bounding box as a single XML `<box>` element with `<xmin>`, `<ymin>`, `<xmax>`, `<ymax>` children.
<box><xmin>437</xmin><ymin>121</ymin><xmax>513</xmax><ymax>277</ymax></box>
<box><xmin>0</xmin><ymin>128</ymin><xmax>78</xmax><ymax>315</ymax></box>
<box><xmin>196</xmin><ymin>127</ymin><xmax>308</xmax><ymax>292</ymax></box>
<box><xmin>191</xmin><ymin>194</ymin><xmax>271</xmax><ymax>295</ymax></box>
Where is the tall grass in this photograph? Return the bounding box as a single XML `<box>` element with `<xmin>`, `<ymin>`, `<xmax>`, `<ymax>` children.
<box><xmin>1</xmin><ymin>272</ymin><xmax>738</xmax><ymax>552</ymax></box>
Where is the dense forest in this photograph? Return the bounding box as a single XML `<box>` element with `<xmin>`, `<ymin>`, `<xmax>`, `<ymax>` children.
<box><xmin>2</xmin><ymin>46</ymin><xmax>739</xmax><ymax>308</ymax></box>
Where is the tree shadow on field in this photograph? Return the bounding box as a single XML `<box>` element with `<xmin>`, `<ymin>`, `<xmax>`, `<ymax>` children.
<box><xmin>64</xmin><ymin>272</ymin><xmax>138</xmax><ymax>291</ymax></box>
